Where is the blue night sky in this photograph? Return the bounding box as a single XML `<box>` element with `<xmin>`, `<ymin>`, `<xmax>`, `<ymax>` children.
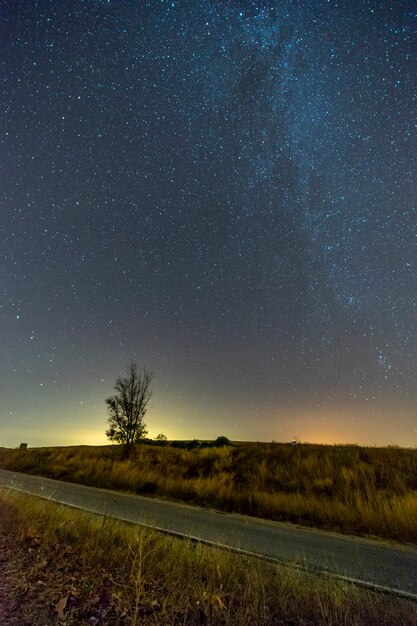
<box><xmin>1</xmin><ymin>0</ymin><xmax>416</xmax><ymax>447</ymax></box>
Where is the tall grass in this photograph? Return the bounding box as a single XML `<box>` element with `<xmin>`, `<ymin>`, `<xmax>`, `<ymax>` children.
<box><xmin>1</xmin><ymin>442</ymin><xmax>417</xmax><ymax>543</ymax></box>
<box><xmin>1</xmin><ymin>489</ymin><xmax>416</xmax><ymax>625</ymax></box>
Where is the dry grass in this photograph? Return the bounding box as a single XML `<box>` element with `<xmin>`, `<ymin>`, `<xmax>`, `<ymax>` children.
<box><xmin>1</xmin><ymin>442</ymin><xmax>417</xmax><ymax>543</ymax></box>
<box><xmin>1</xmin><ymin>488</ymin><xmax>417</xmax><ymax>625</ymax></box>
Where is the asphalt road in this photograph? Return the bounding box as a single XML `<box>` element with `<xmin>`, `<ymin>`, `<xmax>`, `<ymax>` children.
<box><xmin>1</xmin><ymin>468</ymin><xmax>416</xmax><ymax>600</ymax></box>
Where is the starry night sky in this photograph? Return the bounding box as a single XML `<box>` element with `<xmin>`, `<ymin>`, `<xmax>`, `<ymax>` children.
<box><xmin>2</xmin><ymin>0</ymin><xmax>417</xmax><ymax>447</ymax></box>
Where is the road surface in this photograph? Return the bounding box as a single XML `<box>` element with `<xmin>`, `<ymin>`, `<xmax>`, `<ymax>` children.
<box><xmin>0</xmin><ymin>468</ymin><xmax>416</xmax><ymax>600</ymax></box>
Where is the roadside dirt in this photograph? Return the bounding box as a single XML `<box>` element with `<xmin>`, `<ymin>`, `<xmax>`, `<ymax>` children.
<box><xmin>0</xmin><ymin>504</ymin><xmax>123</xmax><ymax>625</ymax></box>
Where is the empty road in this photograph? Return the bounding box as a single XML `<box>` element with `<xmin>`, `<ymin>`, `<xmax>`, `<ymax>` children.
<box><xmin>0</xmin><ymin>468</ymin><xmax>416</xmax><ymax>600</ymax></box>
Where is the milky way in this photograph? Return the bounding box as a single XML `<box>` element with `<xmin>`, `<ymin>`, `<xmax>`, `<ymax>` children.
<box><xmin>2</xmin><ymin>1</ymin><xmax>416</xmax><ymax>446</ymax></box>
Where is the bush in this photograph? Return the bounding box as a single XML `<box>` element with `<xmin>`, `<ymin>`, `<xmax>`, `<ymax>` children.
<box><xmin>212</xmin><ymin>436</ymin><xmax>232</xmax><ymax>447</ymax></box>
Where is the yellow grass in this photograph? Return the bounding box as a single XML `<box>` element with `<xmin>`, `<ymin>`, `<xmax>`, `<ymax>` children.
<box><xmin>1</xmin><ymin>489</ymin><xmax>417</xmax><ymax>625</ymax></box>
<box><xmin>1</xmin><ymin>441</ymin><xmax>417</xmax><ymax>543</ymax></box>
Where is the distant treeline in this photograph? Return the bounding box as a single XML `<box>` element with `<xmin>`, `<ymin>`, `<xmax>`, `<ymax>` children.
<box><xmin>143</xmin><ymin>436</ymin><xmax>231</xmax><ymax>449</ymax></box>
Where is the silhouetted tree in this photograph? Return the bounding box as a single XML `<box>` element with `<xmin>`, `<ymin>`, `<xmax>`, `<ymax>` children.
<box><xmin>105</xmin><ymin>362</ymin><xmax>153</xmax><ymax>458</ymax></box>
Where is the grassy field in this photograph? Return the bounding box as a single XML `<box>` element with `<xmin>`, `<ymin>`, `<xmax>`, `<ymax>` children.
<box><xmin>1</xmin><ymin>441</ymin><xmax>417</xmax><ymax>544</ymax></box>
<box><xmin>1</xmin><ymin>489</ymin><xmax>416</xmax><ymax>626</ymax></box>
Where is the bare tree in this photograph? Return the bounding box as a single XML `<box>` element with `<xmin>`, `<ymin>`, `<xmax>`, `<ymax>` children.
<box><xmin>105</xmin><ymin>362</ymin><xmax>153</xmax><ymax>457</ymax></box>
